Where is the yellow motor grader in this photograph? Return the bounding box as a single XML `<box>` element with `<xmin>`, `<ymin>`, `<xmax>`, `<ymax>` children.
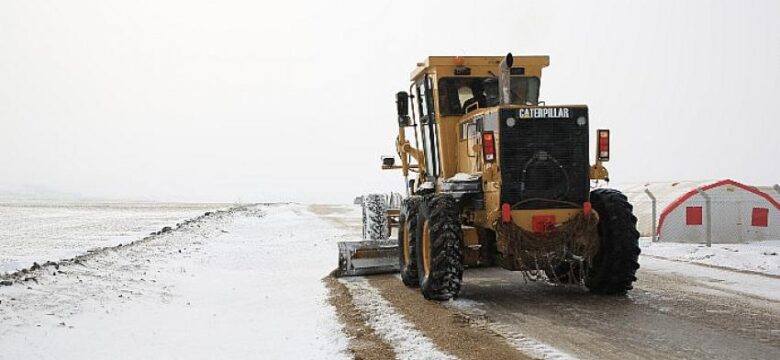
<box><xmin>339</xmin><ymin>54</ymin><xmax>640</xmax><ymax>300</ymax></box>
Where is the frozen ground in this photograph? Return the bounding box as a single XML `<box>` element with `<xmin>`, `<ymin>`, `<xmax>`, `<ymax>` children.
<box><xmin>2</xmin><ymin>202</ymin><xmax>778</xmax><ymax>359</ymax></box>
<box><xmin>0</xmin><ymin>200</ymin><xmax>229</xmax><ymax>273</ymax></box>
<box><xmin>0</xmin><ymin>203</ymin><xmax>349</xmax><ymax>360</ymax></box>
<box><xmin>640</xmin><ymin>238</ymin><xmax>780</xmax><ymax>276</ymax></box>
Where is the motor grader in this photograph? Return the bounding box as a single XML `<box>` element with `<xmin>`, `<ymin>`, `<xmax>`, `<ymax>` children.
<box><xmin>339</xmin><ymin>53</ymin><xmax>640</xmax><ymax>300</ymax></box>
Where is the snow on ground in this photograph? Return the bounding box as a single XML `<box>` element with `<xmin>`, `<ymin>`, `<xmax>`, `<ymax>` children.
<box><xmin>0</xmin><ymin>203</ymin><xmax>349</xmax><ymax>360</ymax></box>
<box><xmin>640</xmin><ymin>238</ymin><xmax>780</xmax><ymax>276</ymax></box>
<box><xmin>0</xmin><ymin>200</ymin><xmax>229</xmax><ymax>273</ymax></box>
<box><xmin>340</xmin><ymin>277</ymin><xmax>456</xmax><ymax>360</ymax></box>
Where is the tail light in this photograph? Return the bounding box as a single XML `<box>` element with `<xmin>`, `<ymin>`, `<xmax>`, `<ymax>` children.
<box><xmin>482</xmin><ymin>131</ymin><xmax>496</xmax><ymax>162</ymax></box>
<box><xmin>501</xmin><ymin>203</ymin><xmax>511</xmax><ymax>223</ymax></box>
<box><xmin>597</xmin><ymin>129</ymin><xmax>610</xmax><ymax>161</ymax></box>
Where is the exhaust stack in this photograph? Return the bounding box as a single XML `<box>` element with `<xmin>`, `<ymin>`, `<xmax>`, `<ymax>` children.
<box><xmin>499</xmin><ymin>52</ymin><xmax>513</xmax><ymax>105</ymax></box>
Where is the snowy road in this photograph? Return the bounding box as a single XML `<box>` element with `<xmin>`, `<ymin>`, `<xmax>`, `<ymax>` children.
<box><xmin>2</xmin><ymin>203</ymin><xmax>778</xmax><ymax>359</ymax></box>
<box><xmin>315</xmin><ymin>204</ymin><xmax>780</xmax><ymax>360</ymax></box>
<box><xmin>445</xmin><ymin>263</ymin><xmax>779</xmax><ymax>359</ymax></box>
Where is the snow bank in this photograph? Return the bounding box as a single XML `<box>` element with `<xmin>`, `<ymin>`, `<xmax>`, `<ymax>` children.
<box><xmin>0</xmin><ymin>200</ymin><xmax>229</xmax><ymax>273</ymax></box>
<box><xmin>640</xmin><ymin>238</ymin><xmax>780</xmax><ymax>276</ymax></box>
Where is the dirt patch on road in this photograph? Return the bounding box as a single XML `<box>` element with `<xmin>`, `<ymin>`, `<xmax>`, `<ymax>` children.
<box><xmin>316</xmin><ymin>203</ymin><xmax>532</xmax><ymax>359</ymax></box>
<box><xmin>324</xmin><ymin>274</ymin><xmax>396</xmax><ymax>360</ymax></box>
<box><xmin>367</xmin><ymin>274</ymin><xmax>533</xmax><ymax>360</ymax></box>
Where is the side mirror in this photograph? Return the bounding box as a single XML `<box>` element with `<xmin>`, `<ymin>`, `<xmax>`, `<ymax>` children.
<box><xmin>381</xmin><ymin>156</ymin><xmax>396</xmax><ymax>168</ymax></box>
<box><xmin>396</xmin><ymin>91</ymin><xmax>411</xmax><ymax>126</ymax></box>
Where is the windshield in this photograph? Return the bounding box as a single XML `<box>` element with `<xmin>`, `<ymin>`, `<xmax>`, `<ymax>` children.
<box><xmin>438</xmin><ymin>76</ymin><xmax>540</xmax><ymax>116</ymax></box>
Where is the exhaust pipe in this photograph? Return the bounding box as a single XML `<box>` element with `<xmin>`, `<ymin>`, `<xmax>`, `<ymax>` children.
<box><xmin>499</xmin><ymin>52</ymin><xmax>513</xmax><ymax>105</ymax></box>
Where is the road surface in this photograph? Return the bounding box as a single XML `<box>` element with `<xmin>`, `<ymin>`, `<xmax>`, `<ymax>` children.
<box><xmin>313</xmin><ymin>204</ymin><xmax>780</xmax><ymax>360</ymax></box>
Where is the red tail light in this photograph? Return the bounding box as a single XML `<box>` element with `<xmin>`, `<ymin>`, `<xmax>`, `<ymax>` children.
<box><xmin>482</xmin><ymin>131</ymin><xmax>496</xmax><ymax>162</ymax></box>
<box><xmin>501</xmin><ymin>203</ymin><xmax>511</xmax><ymax>223</ymax></box>
<box><xmin>597</xmin><ymin>129</ymin><xmax>610</xmax><ymax>161</ymax></box>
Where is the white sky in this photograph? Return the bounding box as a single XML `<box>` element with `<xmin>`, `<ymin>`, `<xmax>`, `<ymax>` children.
<box><xmin>1</xmin><ymin>0</ymin><xmax>778</xmax><ymax>203</ymax></box>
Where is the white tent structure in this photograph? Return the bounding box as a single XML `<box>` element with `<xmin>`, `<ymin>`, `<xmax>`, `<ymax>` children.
<box><xmin>617</xmin><ymin>180</ymin><xmax>780</xmax><ymax>244</ymax></box>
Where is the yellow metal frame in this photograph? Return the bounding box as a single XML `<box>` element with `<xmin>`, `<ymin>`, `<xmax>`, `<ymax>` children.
<box><xmin>421</xmin><ymin>220</ymin><xmax>431</xmax><ymax>277</ymax></box>
<box><xmin>384</xmin><ymin>55</ymin><xmax>610</xmax><ymax>233</ymax></box>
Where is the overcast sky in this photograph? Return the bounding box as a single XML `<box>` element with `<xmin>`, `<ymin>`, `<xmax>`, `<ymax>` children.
<box><xmin>1</xmin><ymin>0</ymin><xmax>778</xmax><ymax>203</ymax></box>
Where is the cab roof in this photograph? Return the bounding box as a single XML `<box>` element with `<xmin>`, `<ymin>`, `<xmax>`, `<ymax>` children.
<box><xmin>410</xmin><ymin>55</ymin><xmax>550</xmax><ymax>81</ymax></box>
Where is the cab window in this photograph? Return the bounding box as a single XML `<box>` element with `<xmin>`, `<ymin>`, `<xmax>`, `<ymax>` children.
<box><xmin>416</xmin><ymin>75</ymin><xmax>439</xmax><ymax>177</ymax></box>
<box><xmin>438</xmin><ymin>76</ymin><xmax>541</xmax><ymax>115</ymax></box>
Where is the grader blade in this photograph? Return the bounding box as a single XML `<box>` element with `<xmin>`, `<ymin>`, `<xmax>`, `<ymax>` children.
<box><xmin>337</xmin><ymin>240</ymin><xmax>399</xmax><ymax>276</ymax></box>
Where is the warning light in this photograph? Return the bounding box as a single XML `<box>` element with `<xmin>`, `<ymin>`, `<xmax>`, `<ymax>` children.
<box><xmin>597</xmin><ymin>129</ymin><xmax>610</xmax><ymax>161</ymax></box>
<box><xmin>482</xmin><ymin>132</ymin><xmax>496</xmax><ymax>162</ymax></box>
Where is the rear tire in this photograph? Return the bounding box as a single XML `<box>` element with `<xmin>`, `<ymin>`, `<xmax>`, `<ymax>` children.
<box><xmin>415</xmin><ymin>194</ymin><xmax>464</xmax><ymax>300</ymax></box>
<box><xmin>585</xmin><ymin>189</ymin><xmax>641</xmax><ymax>295</ymax></box>
<box><xmin>398</xmin><ymin>196</ymin><xmax>421</xmax><ymax>287</ymax></box>
<box><xmin>362</xmin><ymin>194</ymin><xmax>389</xmax><ymax>240</ymax></box>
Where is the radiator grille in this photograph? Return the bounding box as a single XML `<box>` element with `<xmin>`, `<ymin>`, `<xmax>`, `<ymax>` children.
<box><xmin>499</xmin><ymin>108</ymin><xmax>590</xmax><ymax>209</ymax></box>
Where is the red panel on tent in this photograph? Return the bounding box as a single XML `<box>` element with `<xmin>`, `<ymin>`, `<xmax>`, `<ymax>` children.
<box><xmin>686</xmin><ymin>206</ymin><xmax>703</xmax><ymax>225</ymax></box>
<box><xmin>752</xmin><ymin>208</ymin><xmax>769</xmax><ymax>227</ymax></box>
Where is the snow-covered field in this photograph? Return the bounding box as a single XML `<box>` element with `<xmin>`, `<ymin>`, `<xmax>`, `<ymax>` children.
<box><xmin>640</xmin><ymin>238</ymin><xmax>780</xmax><ymax>276</ymax></box>
<box><xmin>0</xmin><ymin>200</ymin><xmax>229</xmax><ymax>273</ymax></box>
<box><xmin>0</xmin><ymin>203</ymin><xmax>350</xmax><ymax>359</ymax></box>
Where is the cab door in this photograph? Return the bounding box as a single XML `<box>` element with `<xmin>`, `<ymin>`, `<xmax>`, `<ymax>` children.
<box><xmin>416</xmin><ymin>75</ymin><xmax>440</xmax><ymax>181</ymax></box>
<box><xmin>458</xmin><ymin>119</ymin><xmax>480</xmax><ymax>174</ymax></box>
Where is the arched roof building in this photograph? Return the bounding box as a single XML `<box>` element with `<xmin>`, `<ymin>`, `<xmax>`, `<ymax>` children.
<box><xmin>617</xmin><ymin>180</ymin><xmax>780</xmax><ymax>244</ymax></box>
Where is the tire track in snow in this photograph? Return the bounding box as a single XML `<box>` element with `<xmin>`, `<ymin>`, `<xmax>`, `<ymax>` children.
<box><xmin>340</xmin><ymin>277</ymin><xmax>457</xmax><ymax>360</ymax></box>
<box><xmin>447</xmin><ymin>299</ymin><xmax>577</xmax><ymax>360</ymax></box>
<box><xmin>487</xmin><ymin>323</ymin><xmax>577</xmax><ymax>360</ymax></box>
<box><xmin>324</xmin><ymin>275</ymin><xmax>396</xmax><ymax>360</ymax></box>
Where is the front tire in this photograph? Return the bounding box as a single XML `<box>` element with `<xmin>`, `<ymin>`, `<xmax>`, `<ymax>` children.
<box><xmin>585</xmin><ymin>189</ymin><xmax>641</xmax><ymax>295</ymax></box>
<box><xmin>362</xmin><ymin>194</ymin><xmax>388</xmax><ymax>240</ymax></box>
<box><xmin>398</xmin><ymin>196</ymin><xmax>421</xmax><ymax>287</ymax></box>
<box><xmin>415</xmin><ymin>194</ymin><xmax>464</xmax><ymax>300</ymax></box>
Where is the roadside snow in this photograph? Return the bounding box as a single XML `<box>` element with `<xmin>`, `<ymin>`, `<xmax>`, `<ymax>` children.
<box><xmin>640</xmin><ymin>239</ymin><xmax>780</xmax><ymax>276</ymax></box>
<box><xmin>0</xmin><ymin>204</ymin><xmax>350</xmax><ymax>360</ymax></box>
<box><xmin>340</xmin><ymin>277</ymin><xmax>456</xmax><ymax>360</ymax></box>
<box><xmin>0</xmin><ymin>200</ymin><xmax>228</xmax><ymax>273</ymax></box>
<box><xmin>639</xmin><ymin>256</ymin><xmax>780</xmax><ymax>301</ymax></box>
